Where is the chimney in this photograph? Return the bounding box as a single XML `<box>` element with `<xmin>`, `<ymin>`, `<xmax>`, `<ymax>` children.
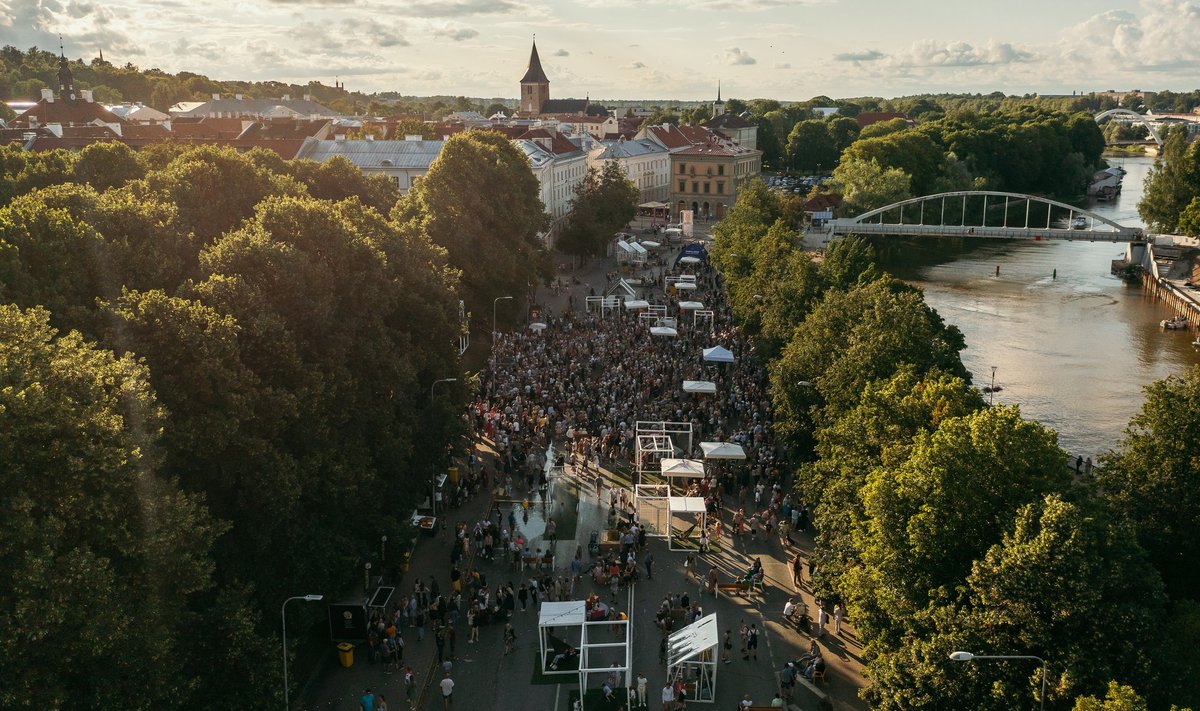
<box><xmin>81</xmin><ymin>89</ymin><xmax>94</xmax><ymax>103</ymax></box>
<box><xmin>41</xmin><ymin>88</ymin><xmax>55</xmax><ymax>102</ymax></box>
<box><xmin>405</xmin><ymin>134</ymin><xmax>422</xmax><ymax>141</ymax></box>
<box><xmin>334</xmin><ymin>133</ymin><xmax>346</xmax><ymax>141</ymax></box>
<box><xmin>235</xmin><ymin>93</ymin><xmax>243</xmax><ymax>100</ymax></box>
<box><xmin>303</xmin><ymin>94</ymin><xmax>312</xmax><ymax>102</ymax></box>
<box><xmin>212</xmin><ymin>93</ymin><xmax>220</xmax><ymax>100</ymax></box>
<box><xmin>282</xmin><ymin>93</ymin><xmax>290</xmax><ymax>101</ymax></box>
<box><xmin>365</xmin><ymin>134</ymin><xmax>374</xmax><ymax>141</ymax></box>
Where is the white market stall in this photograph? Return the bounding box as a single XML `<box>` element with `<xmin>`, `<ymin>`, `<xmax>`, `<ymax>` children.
<box><xmin>667</xmin><ymin>613</ymin><xmax>720</xmax><ymax>703</ymax></box>
<box><xmin>679</xmin><ymin>301</ymin><xmax>704</xmax><ymax>311</ymax></box>
<box><xmin>539</xmin><ymin>598</ymin><xmax>634</xmax><ymax>710</ymax></box>
<box><xmin>679</xmin><ymin>256</ymin><xmax>701</xmax><ymax>265</ymax></box>
<box><xmin>701</xmin><ymin>346</ymin><xmax>735</xmax><ymax>363</ymax></box>
<box><xmin>660</xmin><ymin>457</ymin><xmax>706</xmax><ymax>478</ymax></box>
<box><xmin>539</xmin><ymin>601</ymin><xmax>586</xmax><ymax>675</ymax></box>
<box><xmin>682</xmin><ymin>380</ymin><xmax>717</xmax><ymax>395</ymax></box>
<box><xmin>641</xmin><ymin>240</ymin><xmax>661</xmax><ymax>249</ymax></box>
<box><xmin>650</xmin><ymin>326</ymin><xmax>678</xmax><ymax>337</ymax></box>
<box><xmin>668</xmin><ymin>496</ymin><xmax>708</xmax><ymax>551</ymax></box>
<box><xmin>625</xmin><ymin>299</ymin><xmax>650</xmax><ymax>311</ymax></box>
<box><xmin>699</xmin><ymin>442</ymin><xmax>746</xmax><ymax>460</ymax></box>
<box><xmin>673</xmin><ymin>282</ymin><xmax>697</xmax><ymax>292</ymax></box>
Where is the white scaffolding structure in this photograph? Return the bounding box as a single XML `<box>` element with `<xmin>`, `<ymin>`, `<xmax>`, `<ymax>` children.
<box><xmin>634</xmin><ymin>421</ymin><xmax>694</xmax><ymax>484</ymax></box>
<box><xmin>693</xmin><ymin>309</ymin><xmax>714</xmax><ymax>331</ymax></box>
<box><xmin>667</xmin><ymin>613</ymin><xmax>720</xmax><ymax>703</ymax></box>
<box><xmin>586</xmin><ymin>295</ymin><xmax>620</xmax><ymax>317</ymax></box>
<box><xmin>667</xmin><ymin>496</ymin><xmax>708</xmax><ymax>552</ymax></box>
<box><xmin>539</xmin><ymin>601</ymin><xmax>586</xmax><ymax>675</ymax></box>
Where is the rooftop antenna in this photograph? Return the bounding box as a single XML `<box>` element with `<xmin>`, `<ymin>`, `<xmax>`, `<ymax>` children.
<box><xmin>59</xmin><ymin>35</ymin><xmax>64</xmax><ymax>57</ymax></box>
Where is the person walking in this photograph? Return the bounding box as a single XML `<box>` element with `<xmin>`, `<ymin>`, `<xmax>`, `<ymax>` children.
<box><xmin>661</xmin><ymin>682</ymin><xmax>674</xmax><ymax>711</ymax></box>
<box><xmin>403</xmin><ymin>665</ymin><xmax>417</xmax><ymax>710</ymax></box>
<box><xmin>833</xmin><ymin>603</ymin><xmax>844</xmax><ymax>636</ymax></box>
<box><xmin>360</xmin><ymin>688</ymin><xmax>377</xmax><ymax>711</ymax></box>
<box><xmin>636</xmin><ymin>672</ymin><xmax>648</xmax><ymax>707</ymax></box>
<box><xmin>644</xmin><ymin>552</ymin><xmax>654</xmax><ymax>580</ymax></box>
<box><xmin>817</xmin><ymin>605</ymin><xmax>829</xmax><ymax>637</ymax></box>
<box><xmin>439</xmin><ymin>672</ymin><xmax>455</xmax><ymax>709</ymax></box>
<box><xmin>746</xmin><ymin>623</ymin><xmax>759</xmax><ymax>661</ymax></box>
<box><xmin>518</xmin><ymin>583</ymin><xmax>529</xmax><ymax>611</ymax></box>
<box><xmin>722</xmin><ymin>629</ymin><xmax>733</xmax><ymax>664</ymax></box>
<box><xmin>503</xmin><ymin>622</ymin><xmax>517</xmax><ymax>655</ymax></box>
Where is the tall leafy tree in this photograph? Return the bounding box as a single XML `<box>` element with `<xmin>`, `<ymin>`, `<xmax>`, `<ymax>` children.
<box><xmin>1098</xmin><ymin>365</ymin><xmax>1200</xmax><ymax>599</ymax></box>
<box><xmin>1139</xmin><ymin>126</ymin><xmax>1200</xmax><ymax>234</ymax></box>
<box><xmin>786</xmin><ymin>120</ymin><xmax>838</xmax><ymax>173</ymax></box>
<box><xmin>393</xmin><ymin>130</ymin><xmax>550</xmax><ymax>330</ymax></box>
<box><xmin>0</xmin><ymin>304</ymin><xmax>223</xmax><ymax>710</ymax></box>
<box><xmin>829</xmin><ymin>157</ymin><xmax>912</xmax><ymax>214</ymax></box>
<box><xmin>558</xmin><ymin>161</ymin><xmax>638</xmax><ymax>258</ymax></box>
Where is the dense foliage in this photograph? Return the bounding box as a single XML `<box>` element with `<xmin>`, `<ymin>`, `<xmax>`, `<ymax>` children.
<box><xmin>0</xmin><ymin>143</ymin><xmax>484</xmax><ymax>706</ymax></box>
<box><xmin>558</xmin><ymin>160</ymin><xmax>640</xmax><ymax>258</ymax></box>
<box><xmin>711</xmin><ymin>185</ymin><xmax>1200</xmax><ymax>710</ymax></box>
<box><xmin>1139</xmin><ymin>126</ymin><xmax>1200</xmax><ymax>235</ymax></box>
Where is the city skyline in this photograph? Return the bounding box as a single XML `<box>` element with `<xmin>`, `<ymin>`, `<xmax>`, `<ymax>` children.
<box><xmin>2</xmin><ymin>0</ymin><xmax>1199</xmax><ymax>101</ymax></box>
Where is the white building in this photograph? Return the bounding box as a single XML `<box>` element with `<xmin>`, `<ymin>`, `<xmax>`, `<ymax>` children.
<box><xmin>512</xmin><ymin>129</ymin><xmax>588</xmax><ymax>244</ymax></box>
<box><xmin>587</xmin><ymin>136</ymin><xmax>671</xmax><ymax>203</ymax></box>
<box><xmin>170</xmin><ymin>93</ymin><xmax>340</xmax><ymax>120</ymax></box>
<box><xmin>294</xmin><ymin>136</ymin><xmax>444</xmax><ymax>193</ymax></box>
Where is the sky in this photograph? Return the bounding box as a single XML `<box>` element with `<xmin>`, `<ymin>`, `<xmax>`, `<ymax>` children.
<box><xmin>2</xmin><ymin>0</ymin><xmax>1200</xmax><ymax>101</ymax></box>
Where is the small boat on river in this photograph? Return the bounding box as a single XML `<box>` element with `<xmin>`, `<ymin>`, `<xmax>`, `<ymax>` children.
<box><xmin>1161</xmin><ymin>315</ymin><xmax>1189</xmax><ymax>330</ymax></box>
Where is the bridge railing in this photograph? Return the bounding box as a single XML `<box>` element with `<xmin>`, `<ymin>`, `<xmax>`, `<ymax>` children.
<box><xmin>825</xmin><ymin>221</ymin><xmax>1143</xmax><ymax>243</ymax></box>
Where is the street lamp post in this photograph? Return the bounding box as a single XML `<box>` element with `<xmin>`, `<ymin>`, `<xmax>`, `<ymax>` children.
<box><xmin>491</xmin><ymin>296</ymin><xmax>514</xmax><ymax>399</ymax></box>
<box><xmin>282</xmin><ymin>594</ymin><xmax>323</xmax><ymax>711</ymax></box>
<box><xmin>989</xmin><ymin>366</ymin><xmax>998</xmax><ymax>406</ymax></box>
<box><xmin>949</xmin><ymin>651</ymin><xmax>1048</xmax><ymax>711</ymax></box>
<box><xmin>429</xmin><ymin>377</ymin><xmax>457</xmax><ymax>515</ymax></box>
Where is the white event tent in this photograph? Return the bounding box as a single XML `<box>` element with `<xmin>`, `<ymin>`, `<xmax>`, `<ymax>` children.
<box><xmin>701</xmin><ymin>346</ymin><xmax>735</xmax><ymax>363</ymax></box>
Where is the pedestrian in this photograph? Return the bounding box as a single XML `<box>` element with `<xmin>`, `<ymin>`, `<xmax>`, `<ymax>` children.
<box><xmin>637</xmin><ymin>672</ymin><xmax>648</xmax><ymax>707</ymax></box>
<box><xmin>740</xmin><ymin>693</ymin><xmax>753</xmax><ymax>709</ymax></box>
<box><xmin>404</xmin><ymin>666</ymin><xmax>417</xmax><ymax>710</ymax></box>
<box><xmin>817</xmin><ymin>605</ymin><xmax>829</xmax><ymax>637</ymax></box>
<box><xmin>738</xmin><ymin>620</ymin><xmax>748</xmax><ymax>656</ymax></box>
<box><xmin>645</xmin><ymin>552</ymin><xmax>654</xmax><ymax>580</ymax></box>
<box><xmin>746</xmin><ymin>623</ymin><xmax>759</xmax><ymax>660</ymax></box>
<box><xmin>684</xmin><ymin>553</ymin><xmax>696</xmax><ymax>581</ymax></box>
<box><xmin>610</xmin><ymin>572</ymin><xmax>619</xmax><ymax>602</ymax></box>
<box><xmin>360</xmin><ymin>687</ymin><xmax>377</xmax><ymax>711</ymax></box>
<box><xmin>722</xmin><ymin>629</ymin><xmax>733</xmax><ymax>664</ymax></box>
<box><xmin>439</xmin><ymin>672</ymin><xmax>455</xmax><ymax>710</ymax></box>
<box><xmin>503</xmin><ymin>622</ymin><xmax>517</xmax><ymax>655</ymax></box>
<box><xmin>518</xmin><ymin>583</ymin><xmax>529</xmax><ymax>611</ymax></box>
<box><xmin>661</xmin><ymin>682</ymin><xmax>674</xmax><ymax>711</ymax></box>
<box><xmin>414</xmin><ymin>608</ymin><xmax>426</xmax><ymax>642</ymax></box>
<box><xmin>435</xmin><ymin>624</ymin><xmax>446</xmax><ymax>663</ymax></box>
<box><xmin>833</xmin><ymin>603</ymin><xmax>844</xmax><ymax>635</ymax></box>
<box><xmin>377</xmin><ymin>694</ymin><xmax>389</xmax><ymax>711</ymax></box>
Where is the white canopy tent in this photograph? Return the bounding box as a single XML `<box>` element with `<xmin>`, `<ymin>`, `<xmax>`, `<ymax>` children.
<box><xmin>668</xmin><ymin>496</ymin><xmax>708</xmax><ymax>551</ymax></box>
<box><xmin>650</xmin><ymin>326</ymin><xmax>678</xmax><ymax>337</ymax></box>
<box><xmin>539</xmin><ymin>601</ymin><xmax>587</xmax><ymax>674</ymax></box>
<box><xmin>641</xmin><ymin>240</ymin><xmax>661</xmax><ymax>248</ymax></box>
<box><xmin>664</xmin><ymin>227</ymin><xmax>683</xmax><ymax>236</ymax></box>
<box><xmin>679</xmin><ymin>301</ymin><xmax>704</xmax><ymax>311</ymax></box>
<box><xmin>701</xmin><ymin>346</ymin><xmax>735</xmax><ymax>363</ymax></box>
<box><xmin>667</xmin><ymin>613</ymin><xmax>720</xmax><ymax>703</ymax></box>
<box><xmin>682</xmin><ymin>381</ymin><xmax>716</xmax><ymax>395</ymax></box>
<box><xmin>699</xmin><ymin>442</ymin><xmax>746</xmax><ymax>460</ymax></box>
<box><xmin>660</xmin><ymin>458</ymin><xmax>705</xmax><ymax>477</ymax></box>
<box><xmin>625</xmin><ymin>299</ymin><xmax>650</xmax><ymax>310</ymax></box>
<box><xmin>673</xmin><ymin>282</ymin><xmax>697</xmax><ymax>291</ymax></box>
<box><xmin>679</xmin><ymin>256</ymin><xmax>701</xmax><ymax>265</ymax></box>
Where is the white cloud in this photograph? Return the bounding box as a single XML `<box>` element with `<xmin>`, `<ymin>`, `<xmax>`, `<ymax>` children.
<box><xmin>1060</xmin><ymin>0</ymin><xmax>1200</xmax><ymax>71</ymax></box>
<box><xmin>887</xmin><ymin>39</ymin><xmax>1036</xmax><ymax>68</ymax></box>
<box><xmin>433</xmin><ymin>26</ymin><xmax>478</xmax><ymax>41</ymax></box>
<box><xmin>554</xmin><ymin>48</ymin><xmax>568</xmax><ymax>56</ymax></box>
<box><xmin>724</xmin><ymin>47</ymin><xmax>756</xmax><ymax>65</ymax></box>
<box><xmin>834</xmin><ymin>49</ymin><xmax>886</xmax><ymax>63</ymax></box>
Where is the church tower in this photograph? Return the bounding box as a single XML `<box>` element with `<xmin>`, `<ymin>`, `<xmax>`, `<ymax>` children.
<box><xmin>712</xmin><ymin>81</ymin><xmax>725</xmax><ymax>118</ymax></box>
<box><xmin>57</xmin><ymin>43</ymin><xmax>76</xmax><ymax>100</ymax></box>
<box><xmin>519</xmin><ymin>40</ymin><xmax>550</xmax><ymax>115</ymax></box>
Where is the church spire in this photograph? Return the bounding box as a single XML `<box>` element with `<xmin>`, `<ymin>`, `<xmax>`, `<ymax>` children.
<box><xmin>717</xmin><ymin>80</ymin><xmax>721</xmax><ymax>102</ymax></box>
<box><xmin>57</xmin><ymin>37</ymin><xmax>75</xmax><ymax>97</ymax></box>
<box><xmin>520</xmin><ymin>39</ymin><xmax>550</xmax><ymax>84</ymax></box>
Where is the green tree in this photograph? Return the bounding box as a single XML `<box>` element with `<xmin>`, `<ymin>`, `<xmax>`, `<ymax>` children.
<box><xmin>850</xmin><ymin>407</ymin><xmax>1069</xmax><ymax>640</ymax></box>
<box><xmin>393</xmin><ymin>130</ymin><xmax>550</xmax><ymax>330</ymax></box>
<box><xmin>770</xmin><ymin>275</ymin><xmax>969</xmax><ymax>448</ymax></box>
<box><xmin>1074</xmin><ymin>683</ymin><xmax>1151</xmax><ymax>711</ymax></box>
<box><xmin>1098</xmin><ymin>365</ymin><xmax>1200</xmax><ymax>599</ymax></box>
<box><xmin>287</xmin><ymin>155</ymin><xmax>401</xmax><ymax>214</ymax></box>
<box><xmin>0</xmin><ymin>304</ymin><xmax>223</xmax><ymax>710</ymax></box>
<box><xmin>827</xmin><ymin>115</ymin><xmax>861</xmax><ymax>154</ymax></box>
<box><xmin>1139</xmin><ymin>127</ymin><xmax>1200</xmax><ymax>233</ymax></box>
<box><xmin>72</xmin><ymin>140</ymin><xmax>146</xmax><ymax>191</ymax></box>
<box><xmin>829</xmin><ymin>157</ymin><xmax>912</xmax><ymax>214</ymax></box>
<box><xmin>786</xmin><ymin>120</ymin><xmax>838</xmax><ymax>173</ymax></box>
<box><xmin>558</xmin><ymin>161</ymin><xmax>639</xmax><ymax>258</ymax></box>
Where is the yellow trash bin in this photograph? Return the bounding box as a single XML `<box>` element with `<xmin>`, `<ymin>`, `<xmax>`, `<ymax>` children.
<box><xmin>337</xmin><ymin>642</ymin><xmax>354</xmax><ymax>668</ymax></box>
<box><xmin>448</xmin><ymin>466</ymin><xmax>459</xmax><ymax>485</ymax></box>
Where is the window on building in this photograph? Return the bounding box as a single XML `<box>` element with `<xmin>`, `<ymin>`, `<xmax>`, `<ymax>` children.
<box><xmin>678</xmin><ymin>163</ymin><xmax>686</xmax><ymax>175</ymax></box>
<box><xmin>717</xmin><ymin>182</ymin><xmax>725</xmax><ymax>194</ymax></box>
<box><xmin>679</xmin><ymin>180</ymin><xmax>686</xmax><ymax>192</ymax></box>
<box><xmin>718</xmin><ymin>165</ymin><xmax>725</xmax><ymax>176</ymax></box>
<box><xmin>692</xmin><ymin>181</ymin><xmax>699</xmax><ymax>193</ymax></box>
<box><xmin>703</xmin><ymin>183</ymin><xmax>710</xmax><ymax>194</ymax></box>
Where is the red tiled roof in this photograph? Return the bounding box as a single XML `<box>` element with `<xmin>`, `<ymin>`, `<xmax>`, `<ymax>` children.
<box><xmin>516</xmin><ymin>128</ymin><xmax>581</xmax><ymax>155</ymax></box>
<box><xmin>10</xmin><ymin>98</ymin><xmax>127</xmax><ymax>128</ymax></box>
<box><xmin>704</xmin><ymin>113</ymin><xmax>755</xmax><ymax>130</ymax></box>
<box><xmin>803</xmin><ymin>192</ymin><xmax>843</xmax><ymax>211</ymax></box>
<box><xmin>240</xmin><ymin>119</ymin><xmax>330</xmax><ymax>140</ymax></box>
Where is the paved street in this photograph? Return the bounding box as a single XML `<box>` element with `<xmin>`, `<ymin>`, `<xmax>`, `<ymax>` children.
<box><xmin>300</xmin><ymin>221</ymin><xmax>867</xmax><ymax>711</ymax></box>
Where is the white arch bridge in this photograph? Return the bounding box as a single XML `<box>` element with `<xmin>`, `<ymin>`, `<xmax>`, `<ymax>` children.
<box><xmin>824</xmin><ymin>191</ymin><xmax>1146</xmax><ymax>243</ymax></box>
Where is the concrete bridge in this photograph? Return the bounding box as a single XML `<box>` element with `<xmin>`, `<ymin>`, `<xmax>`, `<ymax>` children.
<box><xmin>824</xmin><ymin>191</ymin><xmax>1146</xmax><ymax>243</ymax></box>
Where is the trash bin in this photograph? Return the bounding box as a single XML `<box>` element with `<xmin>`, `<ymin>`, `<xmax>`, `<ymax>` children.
<box><xmin>337</xmin><ymin>642</ymin><xmax>354</xmax><ymax>668</ymax></box>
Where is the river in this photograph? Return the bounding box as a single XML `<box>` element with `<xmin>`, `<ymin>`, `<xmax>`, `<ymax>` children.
<box><xmin>884</xmin><ymin>155</ymin><xmax>1200</xmax><ymax>459</ymax></box>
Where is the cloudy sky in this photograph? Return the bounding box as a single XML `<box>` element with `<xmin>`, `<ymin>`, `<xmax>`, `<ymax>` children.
<box><xmin>2</xmin><ymin>0</ymin><xmax>1199</xmax><ymax>100</ymax></box>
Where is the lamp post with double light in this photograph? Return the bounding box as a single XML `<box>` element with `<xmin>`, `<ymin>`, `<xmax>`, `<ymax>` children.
<box><xmin>949</xmin><ymin>651</ymin><xmax>1047</xmax><ymax>711</ymax></box>
<box><xmin>429</xmin><ymin>377</ymin><xmax>457</xmax><ymax>514</ymax></box>
<box><xmin>281</xmin><ymin>594</ymin><xmax>323</xmax><ymax>711</ymax></box>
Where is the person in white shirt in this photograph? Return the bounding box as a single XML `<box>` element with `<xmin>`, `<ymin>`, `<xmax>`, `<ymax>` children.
<box><xmin>783</xmin><ymin>599</ymin><xmax>797</xmax><ymax>622</ymax></box>
<box><xmin>661</xmin><ymin>683</ymin><xmax>675</xmax><ymax>711</ymax></box>
<box><xmin>439</xmin><ymin>674</ymin><xmax>454</xmax><ymax>709</ymax></box>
